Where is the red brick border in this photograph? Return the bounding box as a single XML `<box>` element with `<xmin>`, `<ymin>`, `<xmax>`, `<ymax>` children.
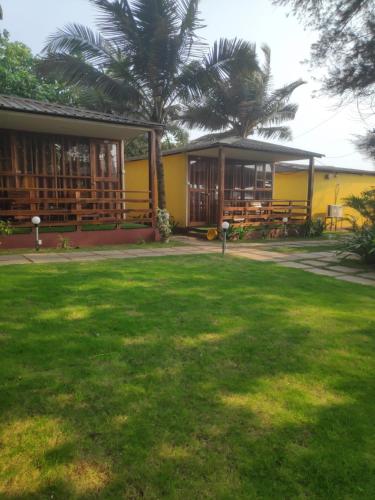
<box><xmin>0</xmin><ymin>228</ymin><xmax>159</xmax><ymax>250</ymax></box>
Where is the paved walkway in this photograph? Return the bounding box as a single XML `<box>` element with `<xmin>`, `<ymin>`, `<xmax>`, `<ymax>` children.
<box><xmin>1</xmin><ymin>236</ymin><xmax>374</xmax><ymax>287</ymax></box>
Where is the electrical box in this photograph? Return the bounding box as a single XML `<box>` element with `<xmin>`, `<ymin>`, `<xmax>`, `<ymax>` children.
<box><xmin>327</xmin><ymin>205</ymin><xmax>343</xmax><ymax>218</ymax></box>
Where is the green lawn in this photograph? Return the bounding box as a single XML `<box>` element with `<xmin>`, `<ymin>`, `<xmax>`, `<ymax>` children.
<box><xmin>0</xmin><ymin>240</ymin><xmax>185</xmax><ymax>255</ymax></box>
<box><xmin>262</xmin><ymin>244</ymin><xmax>343</xmax><ymax>254</ymax></box>
<box><xmin>0</xmin><ymin>255</ymin><xmax>374</xmax><ymax>498</ymax></box>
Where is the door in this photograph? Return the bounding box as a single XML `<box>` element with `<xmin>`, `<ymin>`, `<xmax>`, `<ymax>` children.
<box><xmin>188</xmin><ymin>156</ymin><xmax>218</xmax><ymax>226</ymax></box>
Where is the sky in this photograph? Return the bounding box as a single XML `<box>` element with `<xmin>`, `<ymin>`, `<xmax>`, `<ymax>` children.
<box><xmin>1</xmin><ymin>0</ymin><xmax>374</xmax><ymax>171</ymax></box>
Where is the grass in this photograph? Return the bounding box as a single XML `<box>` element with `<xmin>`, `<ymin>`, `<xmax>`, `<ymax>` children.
<box><xmin>0</xmin><ymin>241</ymin><xmax>185</xmax><ymax>255</ymax></box>
<box><xmin>0</xmin><ymin>255</ymin><xmax>374</xmax><ymax>498</ymax></box>
<box><xmin>262</xmin><ymin>244</ymin><xmax>343</xmax><ymax>254</ymax></box>
<box><xmin>225</xmin><ymin>232</ymin><xmax>349</xmax><ymax>245</ymax></box>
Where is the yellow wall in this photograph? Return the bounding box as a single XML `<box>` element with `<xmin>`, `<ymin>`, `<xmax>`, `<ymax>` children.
<box><xmin>126</xmin><ymin>155</ymin><xmax>375</xmax><ymax>228</ymax></box>
<box><xmin>123</xmin><ymin>158</ymin><xmax>150</xmax><ymax>220</ymax></box>
<box><xmin>125</xmin><ymin>153</ymin><xmax>188</xmax><ymax>227</ymax></box>
<box><xmin>274</xmin><ymin>170</ymin><xmax>375</xmax><ymax>226</ymax></box>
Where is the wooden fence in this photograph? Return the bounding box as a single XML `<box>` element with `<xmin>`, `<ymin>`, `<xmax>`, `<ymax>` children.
<box><xmin>223</xmin><ymin>199</ymin><xmax>309</xmax><ymax>227</ymax></box>
<box><xmin>0</xmin><ymin>187</ymin><xmax>153</xmax><ymax>228</ymax></box>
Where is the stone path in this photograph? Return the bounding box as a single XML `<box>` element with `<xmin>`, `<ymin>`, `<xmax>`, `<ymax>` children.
<box><xmin>1</xmin><ymin>236</ymin><xmax>374</xmax><ymax>287</ymax></box>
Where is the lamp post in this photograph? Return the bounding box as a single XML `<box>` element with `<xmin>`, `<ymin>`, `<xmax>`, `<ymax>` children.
<box><xmin>221</xmin><ymin>221</ymin><xmax>230</xmax><ymax>255</ymax></box>
<box><xmin>31</xmin><ymin>216</ymin><xmax>41</xmax><ymax>251</ymax></box>
<box><xmin>282</xmin><ymin>217</ymin><xmax>288</xmax><ymax>238</ymax></box>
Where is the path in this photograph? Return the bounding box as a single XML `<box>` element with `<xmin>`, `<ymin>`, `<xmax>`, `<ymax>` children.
<box><xmin>1</xmin><ymin>236</ymin><xmax>374</xmax><ymax>287</ymax></box>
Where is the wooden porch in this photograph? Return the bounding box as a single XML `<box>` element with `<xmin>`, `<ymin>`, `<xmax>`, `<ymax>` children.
<box><xmin>222</xmin><ymin>199</ymin><xmax>309</xmax><ymax>227</ymax></box>
<box><xmin>0</xmin><ymin>129</ymin><xmax>158</xmax><ymax>232</ymax></box>
<box><xmin>187</xmin><ymin>144</ymin><xmax>317</xmax><ymax>229</ymax></box>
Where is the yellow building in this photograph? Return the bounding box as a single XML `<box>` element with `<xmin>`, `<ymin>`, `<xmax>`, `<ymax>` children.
<box><xmin>274</xmin><ymin>163</ymin><xmax>375</xmax><ymax>227</ymax></box>
<box><xmin>126</xmin><ymin>137</ymin><xmax>321</xmax><ymax>229</ymax></box>
<box><xmin>125</xmin><ymin>137</ymin><xmax>375</xmax><ymax>229</ymax></box>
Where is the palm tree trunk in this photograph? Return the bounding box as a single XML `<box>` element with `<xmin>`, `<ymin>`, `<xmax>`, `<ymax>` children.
<box><xmin>155</xmin><ymin>128</ymin><xmax>166</xmax><ymax>209</ymax></box>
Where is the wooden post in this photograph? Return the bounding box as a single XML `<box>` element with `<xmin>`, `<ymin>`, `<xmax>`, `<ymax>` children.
<box><xmin>307</xmin><ymin>156</ymin><xmax>315</xmax><ymax>220</ymax></box>
<box><xmin>149</xmin><ymin>131</ymin><xmax>158</xmax><ymax>229</ymax></box>
<box><xmin>119</xmin><ymin>140</ymin><xmax>126</xmax><ymax>226</ymax></box>
<box><xmin>217</xmin><ymin>147</ymin><xmax>225</xmax><ymax>230</ymax></box>
<box><xmin>75</xmin><ymin>191</ymin><xmax>82</xmax><ymax>231</ymax></box>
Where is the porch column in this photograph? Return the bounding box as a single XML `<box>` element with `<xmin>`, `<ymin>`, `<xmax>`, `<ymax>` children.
<box><xmin>307</xmin><ymin>156</ymin><xmax>315</xmax><ymax>220</ymax></box>
<box><xmin>148</xmin><ymin>130</ymin><xmax>158</xmax><ymax>229</ymax></box>
<box><xmin>217</xmin><ymin>147</ymin><xmax>225</xmax><ymax>229</ymax></box>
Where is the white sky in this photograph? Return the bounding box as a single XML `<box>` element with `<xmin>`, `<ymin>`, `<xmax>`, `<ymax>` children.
<box><xmin>1</xmin><ymin>0</ymin><xmax>374</xmax><ymax>171</ymax></box>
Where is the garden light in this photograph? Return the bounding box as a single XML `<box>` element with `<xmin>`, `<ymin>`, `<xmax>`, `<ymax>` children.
<box><xmin>31</xmin><ymin>216</ymin><xmax>42</xmax><ymax>251</ymax></box>
<box><xmin>221</xmin><ymin>221</ymin><xmax>230</xmax><ymax>255</ymax></box>
<box><xmin>282</xmin><ymin>217</ymin><xmax>288</xmax><ymax>237</ymax></box>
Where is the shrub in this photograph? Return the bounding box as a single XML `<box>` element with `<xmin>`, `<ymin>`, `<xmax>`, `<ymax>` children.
<box><xmin>345</xmin><ymin>188</ymin><xmax>375</xmax><ymax>225</ymax></box>
<box><xmin>0</xmin><ymin>220</ymin><xmax>13</xmax><ymax>236</ymax></box>
<box><xmin>169</xmin><ymin>216</ymin><xmax>179</xmax><ymax>234</ymax></box>
<box><xmin>157</xmin><ymin>209</ymin><xmax>172</xmax><ymax>241</ymax></box>
<box><xmin>340</xmin><ymin>225</ymin><xmax>375</xmax><ymax>265</ymax></box>
<box><xmin>300</xmin><ymin>218</ymin><xmax>325</xmax><ymax>238</ymax></box>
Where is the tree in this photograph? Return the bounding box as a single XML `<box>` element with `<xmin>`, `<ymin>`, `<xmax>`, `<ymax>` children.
<box><xmin>274</xmin><ymin>0</ymin><xmax>375</xmax><ymax>99</ymax></box>
<box><xmin>274</xmin><ymin>0</ymin><xmax>375</xmax><ymax>158</ymax></box>
<box><xmin>0</xmin><ymin>30</ymin><xmax>78</xmax><ymax>104</ymax></box>
<box><xmin>125</xmin><ymin>127</ymin><xmax>189</xmax><ymax>158</ymax></box>
<box><xmin>182</xmin><ymin>42</ymin><xmax>304</xmax><ymax>140</ymax></box>
<box><xmin>39</xmin><ymin>0</ymin><xmax>237</xmax><ymax>208</ymax></box>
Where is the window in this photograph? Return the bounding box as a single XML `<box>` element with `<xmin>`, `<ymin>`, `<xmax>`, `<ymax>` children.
<box><xmin>0</xmin><ymin>132</ymin><xmax>11</xmax><ymax>173</ymax></box>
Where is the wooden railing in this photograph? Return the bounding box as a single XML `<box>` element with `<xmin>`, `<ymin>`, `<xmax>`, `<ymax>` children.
<box><xmin>0</xmin><ymin>187</ymin><xmax>154</xmax><ymax>227</ymax></box>
<box><xmin>223</xmin><ymin>199</ymin><xmax>309</xmax><ymax>226</ymax></box>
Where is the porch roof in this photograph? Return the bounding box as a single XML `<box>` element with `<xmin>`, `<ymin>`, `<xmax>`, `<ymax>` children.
<box><xmin>276</xmin><ymin>162</ymin><xmax>375</xmax><ymax>176</ymax></box>
<box><xmin>158</xmin><ymin>136</ymin><xmax>324</xmax><ymax>163</ymax></box>
<box><xmin>0</xmin><ymin>94</ymin><xmax>162</xmax><ymax>140</ymax></box>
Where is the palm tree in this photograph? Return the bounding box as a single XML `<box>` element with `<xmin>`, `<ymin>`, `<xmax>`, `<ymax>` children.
<box><xmin>39</xmin><ymin>0</ymin><xmax>241</xmax><ymax>208</ymax></box>
<box><xmin>182</xmin><ymin>43</ymin><xmax>305</xmax><ymax>141</ymax></box>
<box><xmin>345</xmin><ymin>189</ymin><xmax>375</xmax><ymax>226</ymax></box>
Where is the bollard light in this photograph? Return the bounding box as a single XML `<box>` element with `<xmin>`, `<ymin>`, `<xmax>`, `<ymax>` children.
<box><xmin>31</xmin><ymin>216</ymin><xmax>42</xmax><ymax>251</ymax></box>
<box><xmin>282</xmin><ymin>217</ymin><xmax>288</xmax><ymax>238</ymax></box>
<box><xmin>221</xmin><ymin>221</ymin><xmax>230</xmax><ymax>255</ymax></box>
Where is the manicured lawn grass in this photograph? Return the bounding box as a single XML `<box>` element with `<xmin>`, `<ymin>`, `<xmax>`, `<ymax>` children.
<box><xmin>0</xmin><ymin>255</ymin><xmax>374</xmax><ymax>498</ymax></box>
<box><xmin>0</xmin><ymin>241</ymin><xmax>185</xmax><ymax>255</ymax></box>
<box><xmin>262</xmin><ymin>244</ymin><xmax>343</xmax><ymax>254</ymax></box>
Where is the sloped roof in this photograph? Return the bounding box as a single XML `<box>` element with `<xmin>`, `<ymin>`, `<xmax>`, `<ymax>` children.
<box><xmin>276</xmin><ymin>162</ymin><xmax>375</xmax><ymax>176</ymax></box>
<box><xmin>0</xmin><ymin>94</ymin><xmax>161</xmax><ymax>130</ymax></box>
<box><xmin>156</xmin><ymin>136</ymin><xmax>323</xmax><ymax>159</ymax></box>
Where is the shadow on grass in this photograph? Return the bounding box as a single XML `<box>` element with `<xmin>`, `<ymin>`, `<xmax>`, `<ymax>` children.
<box><xmin>0</xmin><ymin>255</ymin><xmax>374</xmax><ymax>498</ymax></box>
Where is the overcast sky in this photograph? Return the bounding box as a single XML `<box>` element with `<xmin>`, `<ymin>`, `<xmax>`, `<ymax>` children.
<box><xmin>1</xmin><ymin>0</ymin><xmax>374</xmax><ymax>170</ymax></box>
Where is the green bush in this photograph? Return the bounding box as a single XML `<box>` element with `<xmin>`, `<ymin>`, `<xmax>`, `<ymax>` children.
<box><xmin>345</xmin><ymin>188</ymin><xmax>375</xmax><ymax>226</ymax></box>
<box><xmin>340</xmin><ymin>225</ymin><xmax>375</xmax><ymax>265</ymax></box>
<box><xmin>0</xmin><ymin>220</ymin><xmax>13</xmax><ymax>236</ymax></box>
<box><xmin>301</xmin><ymin>218</ymin><xmax>325</xmax><ymax>238</ymax></box>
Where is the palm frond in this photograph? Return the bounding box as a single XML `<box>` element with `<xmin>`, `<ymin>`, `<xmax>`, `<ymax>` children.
<box><xmin>177</xmin><ymin>0</ymin><xmax>206</xmax><ymax>60</ymax></box>
<box><xmin>38</xmin><ymin>54</ymin><xmax>141</xmax><ymax>110</ymax></box>
<box><xmin>43</xmin><ymin>24</ymin><xmax>114</xmax><ymax>65</ymax></box>
<box><xmin>270</xmin><ymin>79</ymin><xmax>305</xmax><ymax>102</ymax></box>
<box><xmin>91</xmin><ymin>0</ymin><xmax>139</xmax><ymax>53</ymax></box>
<box><xmin>181</xmin><ymin>102</ymin><xmax>229</xmax><ymax>131</ymax></box>
<box><xmin>255</xmin><ymin>126</ymin><xmax>293</xmax><ymax>140</ymax></box>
